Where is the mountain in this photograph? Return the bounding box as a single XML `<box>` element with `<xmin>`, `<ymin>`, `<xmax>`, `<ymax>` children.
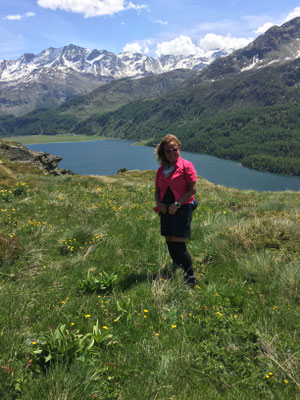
<box><xmin>1</xmin><ymin>18</ymin><xmax>299</xmax><ymax>175</ymax></box>
<box><xmin>192</xmin><ymin>16</ymin><xmax>300</xmax><ymax>82</ymax></box>
<box><xmin>72</xmin><ymin>18</ymin><xmax>299</xmax><ymax>175</ymax></box>
<box><xmin>68</xmin><ymin>18</ymin><xmax>299</xmax><ymax>128</ymax></box>
<box><xmin>0</xmin><ymin>45</ymin><xmax>229</xmax><ymax>116</ymax></box>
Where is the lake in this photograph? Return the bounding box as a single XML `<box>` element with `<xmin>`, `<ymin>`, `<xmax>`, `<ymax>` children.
<box><xmin>27</xmin><ymin>139</ymin><xmax>300</xmax><ymax>192</ymax></box>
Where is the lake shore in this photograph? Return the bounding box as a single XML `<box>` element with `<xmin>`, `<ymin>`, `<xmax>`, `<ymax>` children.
<box><xmin>6</xmin><ymin>135</ymin><xmax>150</xmax><ymax>147</ymax></box>
<box><xmin>25</xmin><ymin>139</ymin><xmax>300</xmax><ymax>191</ymax></box>
<box><xmin>6</xmin><ymin>134</ymin><xmax>110</xmax><ymax>145</ymax></box>
<box><xmin>4</xmin><ymin>135</ymin><xmax>300</xmax><ymax>186</ymax></box>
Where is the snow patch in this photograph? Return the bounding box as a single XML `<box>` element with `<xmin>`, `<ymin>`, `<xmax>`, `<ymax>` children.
<box><xmin>0</xmin><ymin>45</ymin><xmax>231</xmax><ymax>84</ymax></box>
<box><xmin>240</xmin><ymin>56</ymin><xmax>261</xmax><ymax>72</ymax></box>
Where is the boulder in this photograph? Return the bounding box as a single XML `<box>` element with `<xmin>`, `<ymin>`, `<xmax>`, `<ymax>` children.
<box><xmin>0</xmin><ymin>139</ymin><xmax>74</xmax><ymax>175</ymax></box>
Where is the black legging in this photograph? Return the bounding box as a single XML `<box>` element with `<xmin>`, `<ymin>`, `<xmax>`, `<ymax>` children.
<box><xmin>167</xmin><ymin>241</ymin><xmax>194</xmax><ymax>277</ymax></box>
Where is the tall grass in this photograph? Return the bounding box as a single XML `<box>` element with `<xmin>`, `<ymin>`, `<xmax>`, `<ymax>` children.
<box><xmin>0</xmin><ymin>169</ymin><xmax>299</xmax><ymax>399</ymax></box>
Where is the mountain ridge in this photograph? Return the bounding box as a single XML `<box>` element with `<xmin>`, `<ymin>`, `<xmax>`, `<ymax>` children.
<box><xmin>0</xmin><ymin>44</ymin><xmax>229</xmax><ymax>116</ymax></box>
<box><xmin>195</xmin><ymin>17</ymin><xmax>300</xmax><ymax>82</ymax></box>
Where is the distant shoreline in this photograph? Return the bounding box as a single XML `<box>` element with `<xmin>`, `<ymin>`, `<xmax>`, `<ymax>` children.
<box><xmin>5</xmin><ymin>135</ymin><xmax>111</xmax><ymax>145</ymax></box>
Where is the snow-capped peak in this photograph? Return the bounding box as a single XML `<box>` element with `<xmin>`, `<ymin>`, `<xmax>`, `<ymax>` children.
<box><xmin>0</xmin><ymin>44</ymin><xmax>231</xmax><ymax>83</ymax></box>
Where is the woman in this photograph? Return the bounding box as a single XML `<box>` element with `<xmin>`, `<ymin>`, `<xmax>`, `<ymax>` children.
<box><xmin>154</xmin><ymin>134</ymin><xmax>197</xmax><ymax>285</ymax></box>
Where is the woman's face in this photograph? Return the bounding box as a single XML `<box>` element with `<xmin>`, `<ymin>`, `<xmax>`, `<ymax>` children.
<box><xmin>164</xmin><ymin>141</ymin><xmax>180</xmax><ymax>165</ymax></box>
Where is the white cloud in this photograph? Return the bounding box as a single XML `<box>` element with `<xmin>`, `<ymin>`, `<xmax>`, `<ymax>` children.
<box><xmin>127</xmin><ymin>1</ymin><xmax>147</xmax><ymax>12</ymax></box>
<box><xmin>152</xmin><ymin>19</ymin><xmax>168</xmax><ymax>25</ymax></box>
<box><xmin>4</xmin><ymin>12</ymin><xmax>36</xmax><ymax>21</ymax></box>
<box><xmin>284</xmin><ymin>7</ymin><xmax>300</xmax><ymax>22</ymax></box>
<box><xmin>254</xmin><ymin>22</ymin><xmax>274</xmax><ymax>34</ymax></box>
<box><xmin>25</xmin><ymin>12</ymin><xmax>36</xmax><ymax>18</ymax></box>
<box><xmin>4</xmin><ymin>15</ymin><xmax>23</xmax><ymax>20</ymax></box>
<box><xmin>37</xmin><ymin>0</ymin><xmax>147</xmax><ymax>18</ymax></box>
<box><xmin>122</xmin><ymin>39</ymin><xmax>151</xmax><ymax>54</ymax></box>
<box><xmin>156</xmin><ymin>35</ymin><xmax>204</xmax><ymax>57</ymax></box>
<box><xmin>155</xmin><ymin>33</ymin><xmax>251</xmax><ymax>57</ymax></box>
<box><xmin>123</xmin><ymin>42</ymin><xmax>142</xmax><ymax>53</ymax></box>
<box><xmin>198</xmin><ymin>33</ymin><xmax>251</xmax><ymax>52</ymax></box>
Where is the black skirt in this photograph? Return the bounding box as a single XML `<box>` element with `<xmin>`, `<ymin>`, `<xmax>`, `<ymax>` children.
<box><xmin>160</xmin><ymin>204</ymin><xmax>193</xmax><ymax>238</ymax></box>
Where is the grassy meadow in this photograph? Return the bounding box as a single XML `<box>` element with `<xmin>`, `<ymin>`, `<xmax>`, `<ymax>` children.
<box><xmin>0</xmin><ymin>164</ymin><xmax>299</xmax><ymax>399</ymax></box>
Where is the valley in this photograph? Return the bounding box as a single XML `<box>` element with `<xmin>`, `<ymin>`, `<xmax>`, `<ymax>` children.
<box><xmin>1</xmin><ymin>17</ymin><xmax>299</xmax><ymax>176</ymax></box>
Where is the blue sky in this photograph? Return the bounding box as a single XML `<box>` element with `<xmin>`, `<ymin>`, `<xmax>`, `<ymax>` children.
<box><xmin>1</xmin><ymin>0</ymin><xmax>299</xmax><ymax>60</ymax></box>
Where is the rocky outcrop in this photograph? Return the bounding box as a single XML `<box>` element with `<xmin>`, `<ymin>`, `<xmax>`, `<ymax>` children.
<box><xmin>0</xmin><ymin>139</ymin><xmax>73</xmax><ymax>175</ymax></box>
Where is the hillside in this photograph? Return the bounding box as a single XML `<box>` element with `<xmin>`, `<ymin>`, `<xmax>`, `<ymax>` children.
<box><xmin>58</xmin><ymin>69</ymin><xmax>195</xmax><ymax>118</ymax></box>
<box><xmin>0</xmin><ymin>158</ymin><xmax>299</xmax><ymax>399</ymax></box>
<box><xmin>72</xmin><ymin>58</ymin><xmax>300</xmax><ymax>135</ymax></box>
<box><xmin>0</xmin><ymin>69</ymin><xmax>194</xmax><ymax>136</ymax></box>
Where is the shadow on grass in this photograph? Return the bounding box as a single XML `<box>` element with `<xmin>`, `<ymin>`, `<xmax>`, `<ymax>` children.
<box><xmin>118</xmin><ymin>266</ymin><xmax>176</xmax><ymax>291</ymax></box>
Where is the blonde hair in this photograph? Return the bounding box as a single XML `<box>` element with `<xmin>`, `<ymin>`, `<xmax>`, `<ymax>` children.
<box><xmin>155</xmin><ymin>134</ymin><xmax>181</xmax><ymax>166</ymax></box>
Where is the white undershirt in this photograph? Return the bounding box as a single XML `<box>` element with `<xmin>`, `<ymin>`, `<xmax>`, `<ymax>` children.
<box><xmin>163</xmin><ymin>164</ymin><xmax>175</xmax><ymax>178</ymax></box>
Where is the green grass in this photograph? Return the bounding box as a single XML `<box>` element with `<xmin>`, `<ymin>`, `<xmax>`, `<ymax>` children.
<box><xmin>5</xmin><ymin>135</ymin><xmax>111</xmax><ymax>145</ymax></box>
<box><xmin>0</xmin><ymin>169</ymin><xmax>299</xmax><ymax>399</ymax></box>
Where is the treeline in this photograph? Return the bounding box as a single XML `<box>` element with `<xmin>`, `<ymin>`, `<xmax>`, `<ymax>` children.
<box><xmin>176</xmin><ymin>104</ymin><xmax>300</xmax><ymax>175</ymax></box>
<box><xmin>0</xmin><ymin>109</ymin><xmax>79</xmax><ymax>137</ymax></box>
<box><xmin>241</xmin><ymin>155</ymin><xmax>300</xmax><ymax>176</ymax></box>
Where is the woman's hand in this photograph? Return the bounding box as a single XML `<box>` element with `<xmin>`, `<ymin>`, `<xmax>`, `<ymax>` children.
<box><xmin>168</xmin><ymin>203</ymin><xmax>177</xmax><ymax>215</ymax></box>
<box><xmin>157</xmin><ymin>203</ymin><xmax>167</xmax><ymax>214</ymax></box>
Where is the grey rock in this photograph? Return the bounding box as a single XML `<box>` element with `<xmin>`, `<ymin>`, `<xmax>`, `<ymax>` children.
<box><xmin>0</xmin><ymin>139</ymin><xmax>74</xmax><ymax>175</ymax></box>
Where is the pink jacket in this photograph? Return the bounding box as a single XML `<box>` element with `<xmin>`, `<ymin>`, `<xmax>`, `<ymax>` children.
<box><xmin>154</xmin><ymin>157</ymin><xmax>197</xmax><ymax>211</ymax></box>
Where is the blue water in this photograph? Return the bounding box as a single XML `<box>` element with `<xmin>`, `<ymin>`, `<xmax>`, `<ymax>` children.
<box><xmin>27</xmin><ymin>139</ymin><xmax>300</xmax><ymax>192</ymax></box>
